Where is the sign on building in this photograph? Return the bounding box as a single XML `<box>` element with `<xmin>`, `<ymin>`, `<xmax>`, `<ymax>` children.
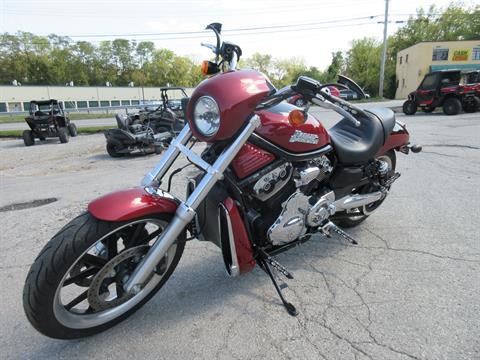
<box><xmin>452</xmin><ymin>49</ymin><xmax>469</xmax><ymax>61</ymax></box>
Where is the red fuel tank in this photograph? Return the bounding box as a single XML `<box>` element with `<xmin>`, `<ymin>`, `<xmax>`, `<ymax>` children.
<box><xmin>255</xmin><ymin>102</ymin><xmax>330</xmax><ymax>153</ymax></box>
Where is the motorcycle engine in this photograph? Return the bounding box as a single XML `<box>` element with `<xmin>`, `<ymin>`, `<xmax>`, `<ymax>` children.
<box><xmin>265</xmin><ymin>155</ymin><xmax>335</xmax><ymax>246</ymax></box>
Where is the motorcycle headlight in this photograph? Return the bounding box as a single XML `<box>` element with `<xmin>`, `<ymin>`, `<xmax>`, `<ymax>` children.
<box><xmin>193</xmin><ymin>96</ymin><xmax>220</xmax><ymax>137</ymax></box>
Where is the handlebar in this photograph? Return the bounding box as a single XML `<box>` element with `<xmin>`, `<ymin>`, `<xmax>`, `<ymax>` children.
<box><xmin>257</xmin><ymin>76</ymin><xmax>368</xmax><ymax>127</ymax></box>
<box><xmin>311</xmin><ymin>94</ymin><xmax>361</xmax><ymax>127</ymax></box>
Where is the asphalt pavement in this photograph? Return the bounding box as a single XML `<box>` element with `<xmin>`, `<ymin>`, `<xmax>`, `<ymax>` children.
<box><xmin>0</xmin><ymin>108</ymin><xmax>478</xmax><ymax>359</ymax></box>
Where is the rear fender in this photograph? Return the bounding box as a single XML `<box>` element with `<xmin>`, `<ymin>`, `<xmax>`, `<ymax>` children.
<box><xmin>377</xmin><ymin>121</ymin><xmax>410</xmax><ymax>156</ymax></box>
<box><xmin>88</xmin><ymin>187</ymin><xmax>179</xmax><ymax>222</ymax></box>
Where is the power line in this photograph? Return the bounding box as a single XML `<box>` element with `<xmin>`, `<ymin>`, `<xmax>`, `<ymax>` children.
<box><xmin>0</xmin><ymin>20</ymin><xmax>382</xmax><ymax>45</ymax></box>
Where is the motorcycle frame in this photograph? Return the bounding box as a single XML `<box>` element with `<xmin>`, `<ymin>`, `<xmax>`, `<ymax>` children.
<box><xmin>123</xmin><ymin>115</ymin><xmax>261</xmax><ymax>293</ymax></box>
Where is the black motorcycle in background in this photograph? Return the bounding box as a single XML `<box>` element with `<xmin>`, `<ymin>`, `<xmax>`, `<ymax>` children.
<box><xmin>105</xmin><ymin>87</ymin><xmax>189</xmax><ymax>157</ymax></box>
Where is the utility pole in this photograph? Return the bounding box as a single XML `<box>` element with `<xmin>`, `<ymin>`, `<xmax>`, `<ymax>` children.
<box><xmin>379</xmin><ymin>0</ymin><xmax>389</xmax><ymax>98</ymax></box>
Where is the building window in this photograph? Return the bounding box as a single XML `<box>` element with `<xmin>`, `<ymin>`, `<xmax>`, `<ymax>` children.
<box><xmin>473</xmin><ymin>47</ymin><xmax>480</xmax><ymax>61</ymax></box>
<box><xmin>399</xmin><ymin>56</ymin><xmax>402</xmax><ymax>64</ymax></box>
<box><xmin>100</xmin><ymin>100</ymin><xmax>110</xmax><ymax>107</ymax></box>
<box><xmin>111</xmin><ymin>100</ymin><xmax>120</xmax><ymax>106</ymax></box>
<box><xmin>131</xmin><ymin>100</ymin><xmax>139</xmax><ymax>105</ymax></box>
<box><xmin>406</xmin><ymin>54</ymin><xmax>409</xmax><ymax>63</ymax></box>
<box><xmin>89</xmin><ymin>101</ymin><xmax>99</xmax><ymax>108</ymax></box>
<box><xmin>64</xmin><ymin>101</ymin><xmax>76</xmax><ymax>109</ymax></box>
<box><xmin>0</xmin><ymin>103</ymin><xmax>6</xmax><ymax>112</ymax></box>
<box><xmin>432</xmin><ymin>48</ymin><xmax>449</xmax><ymax>61</ymax></box>
<box><xmin>121</xmin><ymin>100</ymin><xmax>130</xmax><ymax>106</ymax></box>
<box><xmin>77</xmin><ymin>101</ymin><xmax>88</xmax><ymax>108</ymax></box>
<box><xmin>402</xmin><ymin>79</ymin><xmax>405</xmax><ymax>88</ymax></box>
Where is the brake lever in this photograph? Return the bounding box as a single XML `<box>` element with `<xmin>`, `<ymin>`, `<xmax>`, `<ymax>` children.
<box><xmin>311</xmin><ymin>95</ymin><xmax>361</xmax><ymax>127</ymax></box>
<box><xmin>200</xmin><ymin>43</ymin><xmax>217</xmax><ymax>54</ymax></box>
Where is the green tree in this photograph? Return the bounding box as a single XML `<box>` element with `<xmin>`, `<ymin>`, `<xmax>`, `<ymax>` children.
<box><xmin>346</xmin><ymin>37</ymin><xmax>382</xmax><ymax>96</ymax></box>
<box><xmin>325</xmin><ymin>51</ymin><xmax>344</xmax><ymax>82</ymax></box>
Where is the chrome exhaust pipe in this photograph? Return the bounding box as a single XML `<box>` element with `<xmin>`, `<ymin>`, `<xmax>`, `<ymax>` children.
<box><xmin>334</xmin><ymin>191</ymin><xmax>384</xmax><ymax>211</ymax></box>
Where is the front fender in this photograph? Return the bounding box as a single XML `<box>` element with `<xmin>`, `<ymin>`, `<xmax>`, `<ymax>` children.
<box><xmin>88</xmin><ymin>187</ymin><xmax>179</xmax><ymax>222</ymax></box>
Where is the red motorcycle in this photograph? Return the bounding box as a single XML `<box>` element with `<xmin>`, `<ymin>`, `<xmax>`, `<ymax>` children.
<box><xmin>23</xmin><ymin>23</ymin><xmax>422</xmax><ymax>339</ymax></box>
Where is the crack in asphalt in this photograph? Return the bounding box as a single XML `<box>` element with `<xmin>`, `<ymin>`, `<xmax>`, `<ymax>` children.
<box><xmin>423</xmin><ymin>144</ymin><xmax>479</xmax><ymax>150</ymax></box>
<box><xmin>364</xmin><ymin>229</ymin><xmax>480</xmax><ymax>264</ymax></box>
<box><xmin>421</xmin><ymin>150</ymin><xmax>459</xmax><ymax>158</ymax></box>
<box><xmin>303</xmin><ymin>247</ymin><xmax>424</xmax><ymax>360</ymax></box>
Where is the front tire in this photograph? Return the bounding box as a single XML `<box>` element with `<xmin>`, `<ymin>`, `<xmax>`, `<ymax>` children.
<box><xmin>23</xmin><ymin>130</ymin><xmax>35</xmax><ymax>146</ymax></box>
<box><xmin>58</xmin><ymin>127</ymin><xmax>69</xmax><ymax>143</ymax></box>
<box><xmin>23</xmin><ymin>212</ymin><xmax>185</xmax><ymax>339</ymax></box>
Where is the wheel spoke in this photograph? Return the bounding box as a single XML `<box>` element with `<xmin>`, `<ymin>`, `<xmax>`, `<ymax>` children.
<box><xmin>131</xmin><ymin>224</ymin><xmax>146</xmax><ymax>245</ymax></box>
<box><xmin>143</xmin><ymin>228</ymin><xmax>162</xmax><ymax>243</ymax></box>
<box><xmin>63</xmin><ymin>267</ymin><xmax>99</xmax><ymax>287</ymax></box>
<box><xmin>82</xmin><ymin>254</ymin><xmax>108</xmax><ymax>268</ymax></box>
<box><xmin>107</xmin><ymin>235</ymin><xmax>118</xmax><ymax>257</ymax></box>
<box><xmin>64</xmin><ymin>290</ymin><xmax>88</xmax><ymax>310</ymax></box>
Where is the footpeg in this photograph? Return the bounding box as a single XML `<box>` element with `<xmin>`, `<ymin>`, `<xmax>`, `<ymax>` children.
<box><xmin>321</xmin><ymin>221</ymin><xmax>358</xmax><ymax>245</ymax></box>
<box><xmin>383</xmin><ymin>172</ymin><xmax>401</xmax><ymax>188</ymax></box>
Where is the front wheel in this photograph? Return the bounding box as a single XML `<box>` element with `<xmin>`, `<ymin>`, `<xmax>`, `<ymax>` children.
<box><xmin>58</xmin><ymin>127</ymin><xmax>69</xmax><ymax>143</ymax></box>
<box><xmin>23</xmin><ymin>212</ymin><xmax>185</xmax><ymax>339</ymax></box>
<box><xmin>334</xmin><ymin>151</ymin><xmax>396</xmax><ymax>228</ymax></box>
<box><xmin>22</xmin><ymin>130</ymin><xmax>35</xmax><ymax>146</ymax></box>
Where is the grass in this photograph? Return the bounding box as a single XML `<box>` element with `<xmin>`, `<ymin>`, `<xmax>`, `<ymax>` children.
<box><xmin>0</xmin><ymin>112</ymin><xmax>114</xmax><ymax>123</ymax></box>
<box><xmin>350</xmin><ymin>97</ymin><xmax>390</xmax><ymax>103</ymax></box>
<box><xmin>0</xmin><ymin>126</ymin><xmax>112</xmax><ymax>138</ymax></box>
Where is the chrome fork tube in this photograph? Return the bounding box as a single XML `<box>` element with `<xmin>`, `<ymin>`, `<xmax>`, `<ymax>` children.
<box><xmin>125</xmin><ymin>115</ymin><xmax>261</xmax><ymax>293</ymax></box>
<box><xmin>141</xmin><ymin>125</ymin><xmax>193</xmax><ymax>187</ymax></box>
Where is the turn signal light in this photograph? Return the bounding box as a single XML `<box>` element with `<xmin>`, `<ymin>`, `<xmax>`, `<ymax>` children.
<box><xmin>288</xmin><ymin>109</ymin><xmax>306</xmax><ymax>127</ymax></box>
<box><xmin>201</xmin><ymin>60</ymin><xmax>220</xmax><ymax>76</ymax></box>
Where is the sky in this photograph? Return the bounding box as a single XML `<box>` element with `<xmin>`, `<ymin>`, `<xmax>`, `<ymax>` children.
<box><xmin>1</xmin><ymin>0</ymin><xmax>478</xmax><ymax>69</ymax></box>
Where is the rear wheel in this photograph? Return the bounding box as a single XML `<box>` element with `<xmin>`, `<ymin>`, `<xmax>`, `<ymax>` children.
<box><xmin>402</xmin><ymin>100</ymin><xmax>417</xmax><ymax>115</ymax></box>
<box><xmin>106</xmin><ymin>143</ymin><xmax>124</xmax><ymax>157</ymax></box>
<box><xmin>462</xmin><ymin>96</ymin><xmax>480</xmax><ymax>113</ymax></box>
<box><xmin>22</xmin><ymin>130</ymin><xmax>35</xmax><ymax>146</ymax></box>
<box><xmin>443</xmin><ymin>97</ymin><xmax>462</xmax><ymax>115</ymax></box>
<box><xmin>68</xmin><ymin>123</ymin><xmax>78</xmax><ymax>137</ymax></box>
<box><xmin>23</xmin><ymin>212</ymin><xmax>185</xmax><ymax>339</ymax></box>
<box><xmin>334</xmin><ymin>151</ymin><xmax>396</xmax><ymax>228</ymax></box>
<box><xmin>58</xmin><ymin>127</ymin><xmax>69</xmax><ymax>143</ymax></box>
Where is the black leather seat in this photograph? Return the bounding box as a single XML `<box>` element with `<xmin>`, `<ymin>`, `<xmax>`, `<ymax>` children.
<box><xmin>365</xmin><ymin>108</ymin><xmax>396</xmax><ymax>142</ymax></box>
<box><xmin>328</xmin><ymin>108</ymin><xmax>396</xmax><ymax>165</ymax></box>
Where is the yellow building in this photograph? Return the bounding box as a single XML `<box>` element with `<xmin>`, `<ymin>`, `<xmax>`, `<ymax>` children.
<box><xmin>395</xmin><ymin>40</ymin><xmax>480</xmax><ymax>99</ymax></box>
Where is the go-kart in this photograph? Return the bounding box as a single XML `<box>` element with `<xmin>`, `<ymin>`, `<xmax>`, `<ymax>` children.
<box><xmin>23</xmin><ymin>100</ymin><xmax>77</xmax><ymax>146</ymax></box>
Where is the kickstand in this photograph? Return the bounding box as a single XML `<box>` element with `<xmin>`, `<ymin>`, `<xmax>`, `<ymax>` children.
<box><xmin>258</xmin><ymin>258</ymin><xmax>298</xmax><ymax>316</ymax></box>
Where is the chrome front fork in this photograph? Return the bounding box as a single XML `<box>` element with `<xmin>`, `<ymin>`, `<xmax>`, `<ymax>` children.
<box><xmin>125</xmin><ymin>116</ymin><xmax>261</xmax><ymax>293</ymax></box>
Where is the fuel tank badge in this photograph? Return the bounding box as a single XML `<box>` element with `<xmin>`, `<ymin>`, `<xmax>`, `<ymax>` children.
<box><xmin>289</xmin><ymin>130</ymin><xmax>319</xmax><ymax>144</ymax></box>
